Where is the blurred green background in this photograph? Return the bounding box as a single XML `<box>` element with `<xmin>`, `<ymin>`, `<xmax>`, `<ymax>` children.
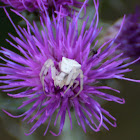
<box><xmin>0</xmin><ymin>0</ymin><xmax>140</xmax><ymax>139</ymax></box>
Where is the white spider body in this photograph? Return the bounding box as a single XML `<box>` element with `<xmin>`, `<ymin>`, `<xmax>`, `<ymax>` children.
<box><xmin>40</xmin><ymin>57</ymin><xmax>83</xmax><ymax>98</ymax></box>
<box><xmin>60</xmin><ymin>57</ymin><xmax>81</xmax><ymax>74</ymax></box>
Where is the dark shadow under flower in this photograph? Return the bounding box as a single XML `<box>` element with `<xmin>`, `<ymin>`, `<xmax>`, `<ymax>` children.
<box><xmin>0</xmin><ymin>0</ymin><xmax>140</xmax><ymax>136</ymax></box>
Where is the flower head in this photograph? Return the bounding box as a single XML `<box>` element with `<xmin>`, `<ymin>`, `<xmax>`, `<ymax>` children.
<box><xmin>115</xmin><ymin>9</ymin><xmax>140</xmax><ymax>59</ymax></box>
<box><xmin>1</xmin><ymin>0</ymin><xmax>84</xmax><ymax>17</ymax></box>
<box><xmin>0</xmin><ymin>0</ymin><xmax>140</xmax><ymax>136</ymax></box>
<box><xmin>103</xmin><ymin>9</ymin><xmax>140</xmax><ymax>60</ymax></box>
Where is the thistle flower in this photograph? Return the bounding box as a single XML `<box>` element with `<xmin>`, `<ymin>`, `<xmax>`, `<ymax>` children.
<box><xmin>1</xmin><ymin>0</ymin><xmax>84</xmax><ymax>17</ymax></box>
<box><xmin>103</xmin><ymin>9</ymin><xmax>140</xmax><ymax>60</ymax></box>
<box><xmin>0</xmin><ymin>0</ymin><xmax>140</xmax><ymax>136</ymax></box>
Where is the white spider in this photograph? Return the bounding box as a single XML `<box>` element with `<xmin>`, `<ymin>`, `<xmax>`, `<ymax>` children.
<box><xmin>39</xmin><ymin>57</ymin><xmax>83</xmax><ymax>98</ymax></box>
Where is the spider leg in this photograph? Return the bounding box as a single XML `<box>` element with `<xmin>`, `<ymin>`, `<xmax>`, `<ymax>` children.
<box><xmin>73</xmin><ymin>80</ymin><xmax>79</xmax><ymax>90</ymax></box>
<box><xmin>39</xmin><ymin>60</ymin><xmax>52</xmax><ymax>78</ymax></box>
<box><xmin>51</xmin><ymin>65</ymin><xmax>57</xmax><ymax>80</ymax></box>
<box><xmin>41</xmin><ymin>68</ymin><xmax>49</xmax><ymax>91</ymax></box>
<box><xmin>64</xmin><ymin>67</ymin><xmax>76</xmax><ymax>94</ymax></box>
<box><xmin>40</xmin><ymin>59</ymin><xmax>57</xmax><ymax>92</ymax></box>
<box><xmin>64</xmin><ymin>78</ymin><xmax>75</xmax><ymax>94</ymax></box>
<box><xmin>71</xmin><ymin>69</ymin><xmax>83</xmax><ymax>99</ymax></box>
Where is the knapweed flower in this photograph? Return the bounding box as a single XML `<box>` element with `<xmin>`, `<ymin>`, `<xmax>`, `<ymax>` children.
<box><xmin>1</xmin><ymin>0</ymin><xmax>84</xmax><ymax>17</ymax></box>
<box><xmin>0</xmin><ymin>0</ymin><xmax>140</xmax><ymax>136</ymax></box>
<box><xmin>103</xmin><ymin>9</ymin><xmax>140</xmax><ymax>60</ymax></box>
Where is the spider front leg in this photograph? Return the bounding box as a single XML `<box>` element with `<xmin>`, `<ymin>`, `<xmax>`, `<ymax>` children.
<box><xmin>64</xmin><ymin>68</ymin><xmax>84</xmax><ymax>98</ymax></box>
<box><xmin>71</xmin><ymin>69</ymin><xmax>83</xmax><ymax>99</ymax></box>
<box><xmin>73</xmin><ymin>80</ymin><xmax>79</xmax><ymax>90</ymax></box>
<box><xmin>64</xmin><ymin>67</ymin><xmax>77</xmax><ymax>94</ymax></box>
<box><xmin>40</xmin><ymin>59</ymin><xmax>57</xmax><ymax>92</ymax></box>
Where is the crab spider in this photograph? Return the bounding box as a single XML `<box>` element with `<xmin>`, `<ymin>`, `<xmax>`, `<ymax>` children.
<box><xmin>40</xmin><ymin>57</ymin><xmax>83</xmax><ymax>98</ymax></box>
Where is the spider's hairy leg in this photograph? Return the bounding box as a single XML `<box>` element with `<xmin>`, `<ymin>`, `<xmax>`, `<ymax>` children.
<box><xmin>64</xmin><ymin>67</ymin><xmax>77</xmax><ymax>94</ymax></box>
<box><xmin>40</xmin><ymin>59</ymin><xmax>56</xmax><ymax>92</ymax></box>
<box><xmin>71</xmin><ymin>69</ymin><xmax>83</xmax><ymax>99</ymax></box>
<box><xmin>40</xmin><ymin>59</ymin><xmax>54</xmax><ymax>78</ymax></box>
<box><xmin>51</xmin><ymin>66</ymin><xmax>57</xmax><ymax>80</ymax></box>
<box><xmin>65</xmin><ymin>68</ymin><xmax>76</xmax><ymax>85</ymax></box>
<box><xmin>73</xmin><ymin>80</ymin><xmax>79</xmax><ymax>90</ymax></box>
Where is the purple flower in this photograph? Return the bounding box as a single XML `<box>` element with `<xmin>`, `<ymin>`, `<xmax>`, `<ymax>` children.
<box><xmin>115</xmin><ymin>9</ymin><xmax>140</xmax><ymax>59</ymax></box>
<box><xmin>0</xmin><ymin>0</ymin><xmax>140</xmax><ymax>136</ymax></box>
<box><xmin>103</xmin><ymin>9</ymin><xmax>140</xmax><ymax>60</ymax></box>
<box><xmin>1</xmin><ymin>0</ymin><xmax>84</xmax><ymax>17</ymax></box>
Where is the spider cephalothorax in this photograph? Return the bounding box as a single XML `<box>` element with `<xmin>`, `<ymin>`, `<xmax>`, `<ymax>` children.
<box><xmin>40</xmin><ymin>57</ymin><xmax>83</xmax><ymax>98</ymax></box>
